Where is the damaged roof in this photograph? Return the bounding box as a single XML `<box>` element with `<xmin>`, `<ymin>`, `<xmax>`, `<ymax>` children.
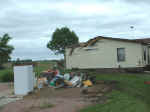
<box><xmin>67</xmin><ymin>36</ymin><xmax>149</xmax><ymax>48</ymax></box>
<box><xmin>134</xmin><ymin>38</ymin><xmax>150</xmax><ymax>44</ymax></box>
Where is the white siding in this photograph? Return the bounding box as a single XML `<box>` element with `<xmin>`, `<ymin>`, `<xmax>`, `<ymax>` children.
<box><xmin>66</xmin><ymin>39</ymin><xmax>144</xmax><ymax>69</ymax></box>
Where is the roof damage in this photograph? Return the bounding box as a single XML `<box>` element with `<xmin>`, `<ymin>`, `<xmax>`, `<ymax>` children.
<box><xmin>134</xmin><ymin>38</ymin><xmax>150</xmax><ymax>44</ymax></box>
<box><xmin>68</xmin><ymin>36</ymin><xmax>150</xmax><ymax>55</ymax></box>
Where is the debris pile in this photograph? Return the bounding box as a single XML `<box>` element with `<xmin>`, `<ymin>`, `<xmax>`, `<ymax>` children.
<box><xmin>37</xmin><ymin>67</ymin><xmax>96</xmax><ymax>89</ymax></box>
<box><xmin>36</xmin><ymin>67</ymin><xmax>119</xmax><ymax>104</ymax></box>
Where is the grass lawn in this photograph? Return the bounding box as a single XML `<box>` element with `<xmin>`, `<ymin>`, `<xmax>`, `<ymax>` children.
<box><xmin>0</xmin><ymin>68</ymin><xmax>13</xmax><ymax>82</ymax></box>
<box><xmin>80</xmin><ymin>73</ymin><xmax>150</xmax><ymax>112</ymax></box>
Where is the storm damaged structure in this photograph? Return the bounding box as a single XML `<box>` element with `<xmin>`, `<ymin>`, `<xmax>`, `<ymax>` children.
<box><xmin>65</xmin><ymin>36</ymin><xmax>150</xmax><ymax>71</ymax></box>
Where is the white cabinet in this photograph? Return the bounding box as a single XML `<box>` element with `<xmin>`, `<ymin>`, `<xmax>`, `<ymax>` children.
<box><xmin>14</xmin><ymin>65</ymin><xmax>34</xmax><ymax>95</ymax></box>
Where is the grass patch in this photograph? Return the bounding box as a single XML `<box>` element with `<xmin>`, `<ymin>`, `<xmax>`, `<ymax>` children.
<box><xmin>80</xmin><ymin>73</ymin><xmax>150</xmax><ymax>112</ymax></box>
<box><xmin>0</xmin><ymin>69</ymin><xmax>13</xmax><ymax>82</ymax></box>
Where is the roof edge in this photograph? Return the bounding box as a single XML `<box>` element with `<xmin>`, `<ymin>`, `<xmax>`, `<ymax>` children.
<box><xmin>67</xmin><ymin>36</ymin><xmax>148</xmax><ymax>48</ymax></box>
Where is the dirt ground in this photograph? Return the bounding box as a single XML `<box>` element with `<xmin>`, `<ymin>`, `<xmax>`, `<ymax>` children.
<box><xmin>0</xmin><ymin>83</ymin><xmax>13</xmax><ymax>97</ymax></box>
<box><xmin>0</xmin><ymin>87</ymin><xmax>90</xmax><ymax>112</ymax></box>
<box><xmin>0</xmin><ymin>82</ymin><xmax>116</xmax><ymax>112</ymax></box>
<box><xmin>0</xmin><ymin>83</ymin><xmax>12</xmax><ymax>92</ymax></box>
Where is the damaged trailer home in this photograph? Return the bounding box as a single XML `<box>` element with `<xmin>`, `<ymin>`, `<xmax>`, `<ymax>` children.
<box><xmin>65</xmin><ymin>36</ymin><xmax>150</xmax><ymax>72</ymax></box>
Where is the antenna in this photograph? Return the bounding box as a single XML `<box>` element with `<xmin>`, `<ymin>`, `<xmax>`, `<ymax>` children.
<box><xmin>130</xmin><ymin>26</ymin><xmax>135</xmax><ymax>39</ymax></box>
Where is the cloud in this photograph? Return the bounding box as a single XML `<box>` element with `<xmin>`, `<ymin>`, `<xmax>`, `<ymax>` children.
<box><xmin>0</xmin><ymin>0</ymin><xmax>150</xmax><ymax>60</ymax></box>
<box><xmin>9</xmin><ymin>38</ymin><xmax>63</xmax><ymax>60</ymax></box>
<box><xmin>123</xmin><ymin>0</ymin><xmax>150</xmax><ymax>4</ymax></box>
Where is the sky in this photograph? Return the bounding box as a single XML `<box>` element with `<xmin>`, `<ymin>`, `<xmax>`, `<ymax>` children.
<box><xmin>0</xmin><ymin>0</ymin><xmax>150</xmax><ymax>60</ymax></box>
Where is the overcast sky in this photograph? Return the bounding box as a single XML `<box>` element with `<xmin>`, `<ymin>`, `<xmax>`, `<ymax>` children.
<box><xmin>0</xmin><ymin>0</ymin><xmax>150</xmax><ymax>60</ymax></box>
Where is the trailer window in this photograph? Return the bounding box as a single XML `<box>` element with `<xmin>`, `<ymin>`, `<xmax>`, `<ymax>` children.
<box><xmin>117</xmin><ymin>48</ymin><xmax>125</xmax><ymax>62</ymax></box>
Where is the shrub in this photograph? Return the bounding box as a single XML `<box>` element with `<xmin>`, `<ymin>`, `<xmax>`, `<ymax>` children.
<box><xmin>0</xmin><ymin>70</ymin><xmax>14</xmax><ymax>82</ymax></box>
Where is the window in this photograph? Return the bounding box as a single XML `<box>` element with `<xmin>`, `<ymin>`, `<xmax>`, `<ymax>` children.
<box><xmin>117</xmin><ymin>48</ymin><xmax>125</xmax><ymax>62</ymax></box>
<box><xmin>144</xmin><ymin>49</ymin><xmax>146</xmax><ymax>61</ymax></box>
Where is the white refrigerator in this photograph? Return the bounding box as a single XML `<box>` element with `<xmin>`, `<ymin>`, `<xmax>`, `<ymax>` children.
<box><xmin>14</xmin><ymin>65</ymin><xmax>34</xmax><ymax>95</ymax></box>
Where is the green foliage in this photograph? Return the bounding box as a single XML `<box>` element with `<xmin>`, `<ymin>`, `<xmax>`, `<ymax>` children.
<box><xmin>0</xmin><ymin>69</ymin><xmax>14</xmax><ymax>82</ymax></box>
<box><xmin>80</xmin><ymin>73</ymin><xmax>150</xmax><ymax>112</ymax></box>
<box><xmin>0</xmin><ymin>34</ymin><xmax>14</xmax><ymax>67</ymax></box>
<box><xmin>47</xmin><ymin>27</ymin><xmax>79</xmax><ymax>55</ymax></box>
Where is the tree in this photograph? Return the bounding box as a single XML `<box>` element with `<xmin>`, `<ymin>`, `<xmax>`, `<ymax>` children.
<box><xmin>0</xmin><ymin>34</ymin><xmax>14</xmax><ymax>67</ymax></box>
<box><xmin>47</xmin><ymin>27</ymin><xmax>79</xmax><ymax>57</ymax></box>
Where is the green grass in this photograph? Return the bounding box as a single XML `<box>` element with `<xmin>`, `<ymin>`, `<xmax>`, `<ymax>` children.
<box><xmin>0</xmin><ymin>68</ymin><xmax>13</xmax><ymax>82</ymax></box>
<box><xmin>80</xmin><ymin>73</ymin><xmax>150</xmax><ymax>112</ymax></box>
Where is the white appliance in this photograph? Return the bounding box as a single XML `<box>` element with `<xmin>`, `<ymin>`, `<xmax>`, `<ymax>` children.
<box><xmin>14</xmin><ymin>65</ymin><xmax>34</xmax><ymax>95</ymax></box>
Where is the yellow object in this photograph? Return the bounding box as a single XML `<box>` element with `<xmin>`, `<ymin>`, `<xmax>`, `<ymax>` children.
<box><xmin>83</xmin><ymin>80</ymin><xmax>93</xmax><ymax>86</ymax></box>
